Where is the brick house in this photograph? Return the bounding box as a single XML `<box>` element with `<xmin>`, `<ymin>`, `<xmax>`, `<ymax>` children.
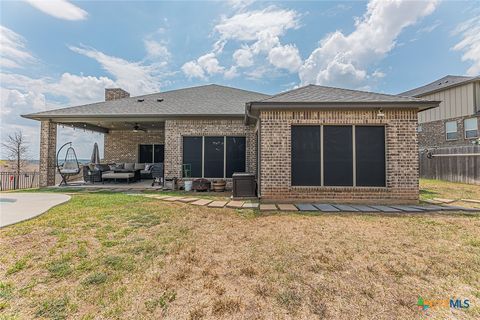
<box><xmin>23</xmin><ymin>84</ymin><xmax>439</xmax><ymax>203</ymax></box>
<box><xmin>401</xmin><ymin>75</ymin><xmax>480</xmax><ymax>148</ymax></box>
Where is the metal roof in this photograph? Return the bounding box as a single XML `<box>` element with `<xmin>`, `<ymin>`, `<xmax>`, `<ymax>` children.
<box><xmin>255</xmin><ymin>84</ymin><xmax>434</xmax><ymax>104</ymax></box>
<box><xmin>400</xmin><ymin>75</ymin><xmax>479</xmax><ymax>97</ymax></box>
<box><xmin>23</xmin><ymin>84</ymin><xmax>270</xmax><ymax>120</ymax></box>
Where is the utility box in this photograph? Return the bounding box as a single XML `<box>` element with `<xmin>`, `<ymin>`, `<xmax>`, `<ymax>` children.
<box><xmin>232</xmin><ymin>173</ymin><xmax>256</xmax><ymax>198</ymax></box>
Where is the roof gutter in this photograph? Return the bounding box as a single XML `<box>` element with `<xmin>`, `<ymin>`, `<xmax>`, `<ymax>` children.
<box><xmin>245</xmin><ymin>102</ymin><xmax>261</xmax><ymax>199</ymax></box>
<box><xmin>249</xmin><ymin>100</ymin><xmax>441</xmax><ymax>112</ymax></box>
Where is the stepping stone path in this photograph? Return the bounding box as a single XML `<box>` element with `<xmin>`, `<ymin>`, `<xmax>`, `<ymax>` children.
<box><xmin>178</xmin><ymin>197</ymin><xmax>200</xmax><ymax>203</ymax></box>
<box><xmin>296</xmin><ymin>204</ymin><xmax>318</xmax><ymax>211</ymax></box>
<box><xmin>226</xmin><ymin>201</ymin><xmax>244</xmax><ymax>208</ymax></box>
<box><xmin>208</xmin><ymin>201</ymin><xmax>228</xmax><ymax>208</ymax></box>
<box><xmin>369</xmin><ymin>205</ymin><xmax>401</xmax><ymax>212</ymax></box>
<box><xmin>164</xmin><ymin>196</ymin><xmax>184</xmax><ymax>201</ymax></box>
<box><xmin>191</xmin><ymin>199</ymin><xmax>212</xmax><ymax>206</ymax></box>
<box><xmin>314</xmin><ymin>204</ymin><xmax>339</xmax><ymax>212</ymax></box>
<box><xmin>350</xmin><ymin>205</ymin><xmax>379</xmax><ymax>212</ymax></box>
<box><xmin>433</xmin><ymin>198</ymin><xmax>456</xmax><ymax>204</ymax></box>
<box><xmin>333</xmin><ymin>205</ymin><xmax>359</xmax><ymax>212</ymax></box>
<box><xmin>129</xmin><ymin>194</ymin><xmax>478</xmax><ymax>213</ymax></box>
<box><xmin>260</xmin><ymin>204</ymin><xmax>277</xmax><ymax>211</ymax></box>
<box><xmin>277</xmin><ymin>204</ymin><xmax>298</xmax><ymax>211</ymax></box>
<box><xmin>390</xmin><ymin>205</ymin><xmax>424</xmax><ymax>212</ymax></box>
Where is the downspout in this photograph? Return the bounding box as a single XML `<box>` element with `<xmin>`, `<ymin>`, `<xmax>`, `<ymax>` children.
<box><xmin>245</xmin><ymin>102</ymin><xmax>261</xmax><ymax>198</ymax></box>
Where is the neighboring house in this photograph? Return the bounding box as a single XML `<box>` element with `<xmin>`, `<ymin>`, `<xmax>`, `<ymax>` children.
<box><xmin>401</xmin><ymin>75</ymin><xmax>480</xmax><ymax>148</ymax></box>
<box><xmin>23</xmin><ymin>84</ymin><xmax>439</xmax><ymax>203</ymax></box>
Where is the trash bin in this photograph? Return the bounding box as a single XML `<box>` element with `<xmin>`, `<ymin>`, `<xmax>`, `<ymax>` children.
<box><xmin>232</xmin><ymin>173</ymin><xmax>256</xmax><ymax>198</ymax></box>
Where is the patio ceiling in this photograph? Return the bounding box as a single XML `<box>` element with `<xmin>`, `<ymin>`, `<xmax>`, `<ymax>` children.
<box><xmin>55</xmin><ymin>119</ymin><xmax>165</xmax><ymax>133</ymax></box>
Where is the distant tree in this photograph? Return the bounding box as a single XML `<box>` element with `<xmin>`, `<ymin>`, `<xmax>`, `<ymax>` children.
<box><xmin>1</xmin><ymin>130</ymin><xmax>29</xmax><ymax>179</ymax></box>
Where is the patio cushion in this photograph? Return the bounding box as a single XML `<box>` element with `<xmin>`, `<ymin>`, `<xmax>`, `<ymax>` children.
<box><xmin>134</xmin><ymin>163</ymin><xmax>145</xmax><ymax>170</ymax></box>
<box><xmin>124</xmin><ymin>163</ymin><xmax>135</xmax><ymax>170</ymax></box>
<box><xmin>102</xmin><ymin>172</ymin><xmax>134</xmax><ymax>179</ymax></box>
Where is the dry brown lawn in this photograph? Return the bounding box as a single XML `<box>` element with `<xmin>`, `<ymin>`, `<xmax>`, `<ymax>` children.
<box><xmin>1</xmin><ymin>191</ymin><xmax>479</xmax><ymax>319</ymax></box>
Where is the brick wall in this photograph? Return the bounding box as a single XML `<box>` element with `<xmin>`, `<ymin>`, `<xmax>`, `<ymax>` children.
<box><xmin>259</xmin><ymin>109</ymin><xmax>419</xmax><ymax>204</ymax></box>
<box><xmin>164</xmin><ymin>119</ymin><xmax>256</xmax><ymax>182</ymax></box>
<box><xmin>104</xmin><ymin>130</ymin><xmax>165</xmax><ymax>163</ymax></box>
<box><xmin>105</xmin><ymin>88</ymin><xmax>130</xmax><ymax>101</ymax></box>
<box><xmin>418</xmin><ymin>115</ymin><xmax>479</xmax><ymax>148</ymax></box>
<box><xmin>39</xmin><ymin>121</ymin><xmax>57</xmax><ymax>187</ymax></box>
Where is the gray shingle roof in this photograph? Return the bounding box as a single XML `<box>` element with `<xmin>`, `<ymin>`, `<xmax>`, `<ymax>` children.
<box><xmin>23</xmin><ymin>84</ymin><xmax>270</xmax><ymax>119</ymax></box>
<box><xmin>400</xmin><ymin>75</ymin><xmax>479</xmax><ymax>97</ymax></box>
<box><xmin>256</xmin><ymin>84</ymin><xmax>431</xmax><ymax>103</ymax></box>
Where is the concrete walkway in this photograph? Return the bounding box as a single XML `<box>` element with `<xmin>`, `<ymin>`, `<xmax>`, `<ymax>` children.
<box><xmin>0</xmin><ymin>193</ymin><xmax>71</xmax><ymax>228</ymax></box>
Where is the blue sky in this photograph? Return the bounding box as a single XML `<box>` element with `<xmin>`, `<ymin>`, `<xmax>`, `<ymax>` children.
<box><xmin>1</xmin><ymin>0</ymin><xmax>479</xmax><ymax>159</ymax></box>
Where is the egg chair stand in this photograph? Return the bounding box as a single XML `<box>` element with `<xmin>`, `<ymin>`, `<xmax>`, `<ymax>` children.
<box><xmin>57</xmin><ymin>142</ymin><xmax>81</xmax><ymax>186</ymax></box>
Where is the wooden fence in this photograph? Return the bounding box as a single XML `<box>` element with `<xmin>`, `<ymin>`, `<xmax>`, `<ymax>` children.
<box><xmin>419</xmin><ymin>145</ymin><xmax>480</xmax><ymax>185</ymax></box>
<box><xmin>0</xmin><ymin>172</ymin><xmax>40</xmax><ymax>191</ymax></box>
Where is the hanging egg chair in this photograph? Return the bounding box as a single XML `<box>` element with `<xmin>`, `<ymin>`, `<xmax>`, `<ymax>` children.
<box><xmin>56</xmin><ymin>142</ymin><xmax>81</xmax><ymax>186</ymax></box>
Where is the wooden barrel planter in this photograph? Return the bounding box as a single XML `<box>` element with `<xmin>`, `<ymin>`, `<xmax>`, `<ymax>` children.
<box><xmin>212</xmin><ymin>180</ymin><xmax>226</xmax><ymax>192</ymax></box>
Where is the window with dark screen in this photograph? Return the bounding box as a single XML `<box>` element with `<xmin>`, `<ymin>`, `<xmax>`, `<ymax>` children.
<box><xmin>323</xmin><ymin>126</ymin><xmax>353</xmax><ymax>186</ymax></box>
<box><xmin>138</xmin><ymin>144</ymin><xmax>153</xmax><ymax>163</ymax></box>
<box><xmin>355</xmin><ymin>126</ymin><xmax>386</xmax><ymax>186</ymax></box>
<box><xmin>226</xmin><ymin>137</ymin><xmax>246</xmax><ymax>177</ymax></box>
<box><xmin>291</xmin><ymin>126</ymin><xmax>321</xmax><ymax>186</ymax></box>
<box><xmin>183</xmin><ymin>137</ymin><xmax>202</xmax><ymax>177</ymax></box>
<box><xmin>204</xmin><ymin>137</ymin><xmax>224</xmax><ymax>178</ymax></box>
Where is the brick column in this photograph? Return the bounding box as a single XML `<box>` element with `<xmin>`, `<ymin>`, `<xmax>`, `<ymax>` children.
<box><xmin>39</xmin><ymin>121</ymin><xmax>57</xmax><ymax>187</ymax></box>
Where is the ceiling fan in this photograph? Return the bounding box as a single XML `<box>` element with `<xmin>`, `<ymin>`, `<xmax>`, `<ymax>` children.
<box><xmin>132</xmin><ymin>123</ymin><xmax>147</xmax><ymax>132</ymax></box>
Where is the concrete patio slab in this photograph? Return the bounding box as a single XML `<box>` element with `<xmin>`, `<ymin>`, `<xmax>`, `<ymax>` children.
<box><xmin>369</xmin><ymin>205</ymin><xmax>401</xmax><ymax>212</ymax></box>
<box><xmin>277</xmin><ymin>204</ymin><xmax>298</xmax><ymax>211</ymax></box>
<box><xmin>260</xmin><ymin>204</ymin><xmax>277</xmax><ymax>211</ymax></box>
<box><xmin>332</xmin><ymin>205</ymin><xmax>359</xmax><ymax>212</ymax></box>
<box><xmin>314</xmin><ymin>204</ymin><xmax>340</xmax><ymax>212</ymax></box>
<box><xmin>242</xmin><ymin>202</ymin><xmax>259</xmax><ymax>209</ymax></box>
<box><xmin>208</xmin><ymin>201</ymin><xmax>228</xmax><ymax>208</ymax></box>
<box><xmin>295</xmin><ymin>204</ymin><xmax>318</xmax><ymax>211</ymax></box>
<box><xmin>1</xmin><ymin>193</ymin><xmax>71</xmax><ymax>228</ymax></box>
<box><xmin>350</xmin><ymin>205</ymin><xmax>379</xmax><ymax>212</ymax></box>
<box><xmin>226</xmin><ymin>201</ymin><xmax>244</xmax><ymax>208</ymax></box>
<box><xmin>191</xmin><ymin>199</ymin><xmax>212</xmax><ymax>206</ymax></box>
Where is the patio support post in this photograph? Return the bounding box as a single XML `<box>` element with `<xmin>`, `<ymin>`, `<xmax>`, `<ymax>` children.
<box><xmin>39</xmin><ymin>120</ymin><xmax>57</xmax><ymax>187</ymax></box>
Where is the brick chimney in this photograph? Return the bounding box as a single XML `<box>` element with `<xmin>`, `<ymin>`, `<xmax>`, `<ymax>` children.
<box><xmin>105</xmin><ymin>88</ymin><xmax>130</xmax><ymax>101</ymax></box>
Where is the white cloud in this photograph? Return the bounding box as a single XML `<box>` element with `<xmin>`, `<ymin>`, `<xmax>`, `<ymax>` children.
<box><xmin>268</xmin><ymin>44</ymin><xmax>302</xmax><ymax>72</ymax></box>
<box><xmin>215</xmin><ymin>6</ymin><xmax>300</xmax><ymax>42</ymax></box>
<box><xmin>197</xmin><ymin>53</ymin><xmax>224</xmax><ymax>74</ymax></box>
<box><xmin>372</xmin><ymin>69</ymin><xmax>386</xmax><ymax>78</ymax></box>
<box><xmin>233</xmin><ymin>48</ymin><xmax>254</xmax><ymax>67</ymax></box>
<box><xmin>181</xmin><ymin>61</ymin><xmax>206</xmax><ymax>80</ymax></box>
<box><xmin>452</xmin><ymin>16</ymin><xmax>480</xmax><ymax>76</ymax></box>
<box><xmin>26</xmin><ymin>0</ymin><xmax>88</xmax><ymax>21</ymax></box>
<box><xmin>0</xmin><ymin>25</ymin><xmax>36</xmax><ymax>69</ymax></box>
<box><xmin>181</xmin><ymin>53</ymin><xmax>226</xmax><ymax>80</ymax></box>
<box><xmin>144</xmin><ymin>39</ymin><xmax>171</xmax><ymax>60</ymax></box>
<box><xmin>299</xmin><ymin>0</ymin><xmax>438</xmax><ymax>88</ymax></box>
<box><xmin>69</xmin><ymin>45</ymin><xmax>166</xmax><ymax>95</ymax></box>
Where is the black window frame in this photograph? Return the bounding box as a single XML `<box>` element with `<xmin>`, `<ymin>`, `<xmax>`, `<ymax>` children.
<box><xmin>182</xmin><ymin>136</ymin><xmax>247</xmax><ymax>179</ymax></box>
<box><xmin>138</xmin><ymin>144</ymin><xmax>164</xmax><ymax>163</ymax></box>
<box><xmin>289</xmin><ymin>124</ymin><xmax>387</xmax><ymax>188</ymax></box>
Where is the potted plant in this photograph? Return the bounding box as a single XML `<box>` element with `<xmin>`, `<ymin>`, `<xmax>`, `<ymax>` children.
<box><xmin>212</xmin><ymin>179</ymin><xmax>226</xmax><ymax>192</ymax></box>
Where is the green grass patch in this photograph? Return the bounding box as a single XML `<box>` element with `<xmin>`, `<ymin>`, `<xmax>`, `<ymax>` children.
<box><xmin>35</xmin><ymin>296</ymin><xmax>70</xmax><ymax>320</ymax></box>
<box><xmin>82</xmin><ymin>272</ymin><xmax>108</xmax><ymax>286</ymax></box>
<box><xmin>6</xmin><ymin>257</ymin><xmax>29</xmax><ymax>276</ymax></box>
